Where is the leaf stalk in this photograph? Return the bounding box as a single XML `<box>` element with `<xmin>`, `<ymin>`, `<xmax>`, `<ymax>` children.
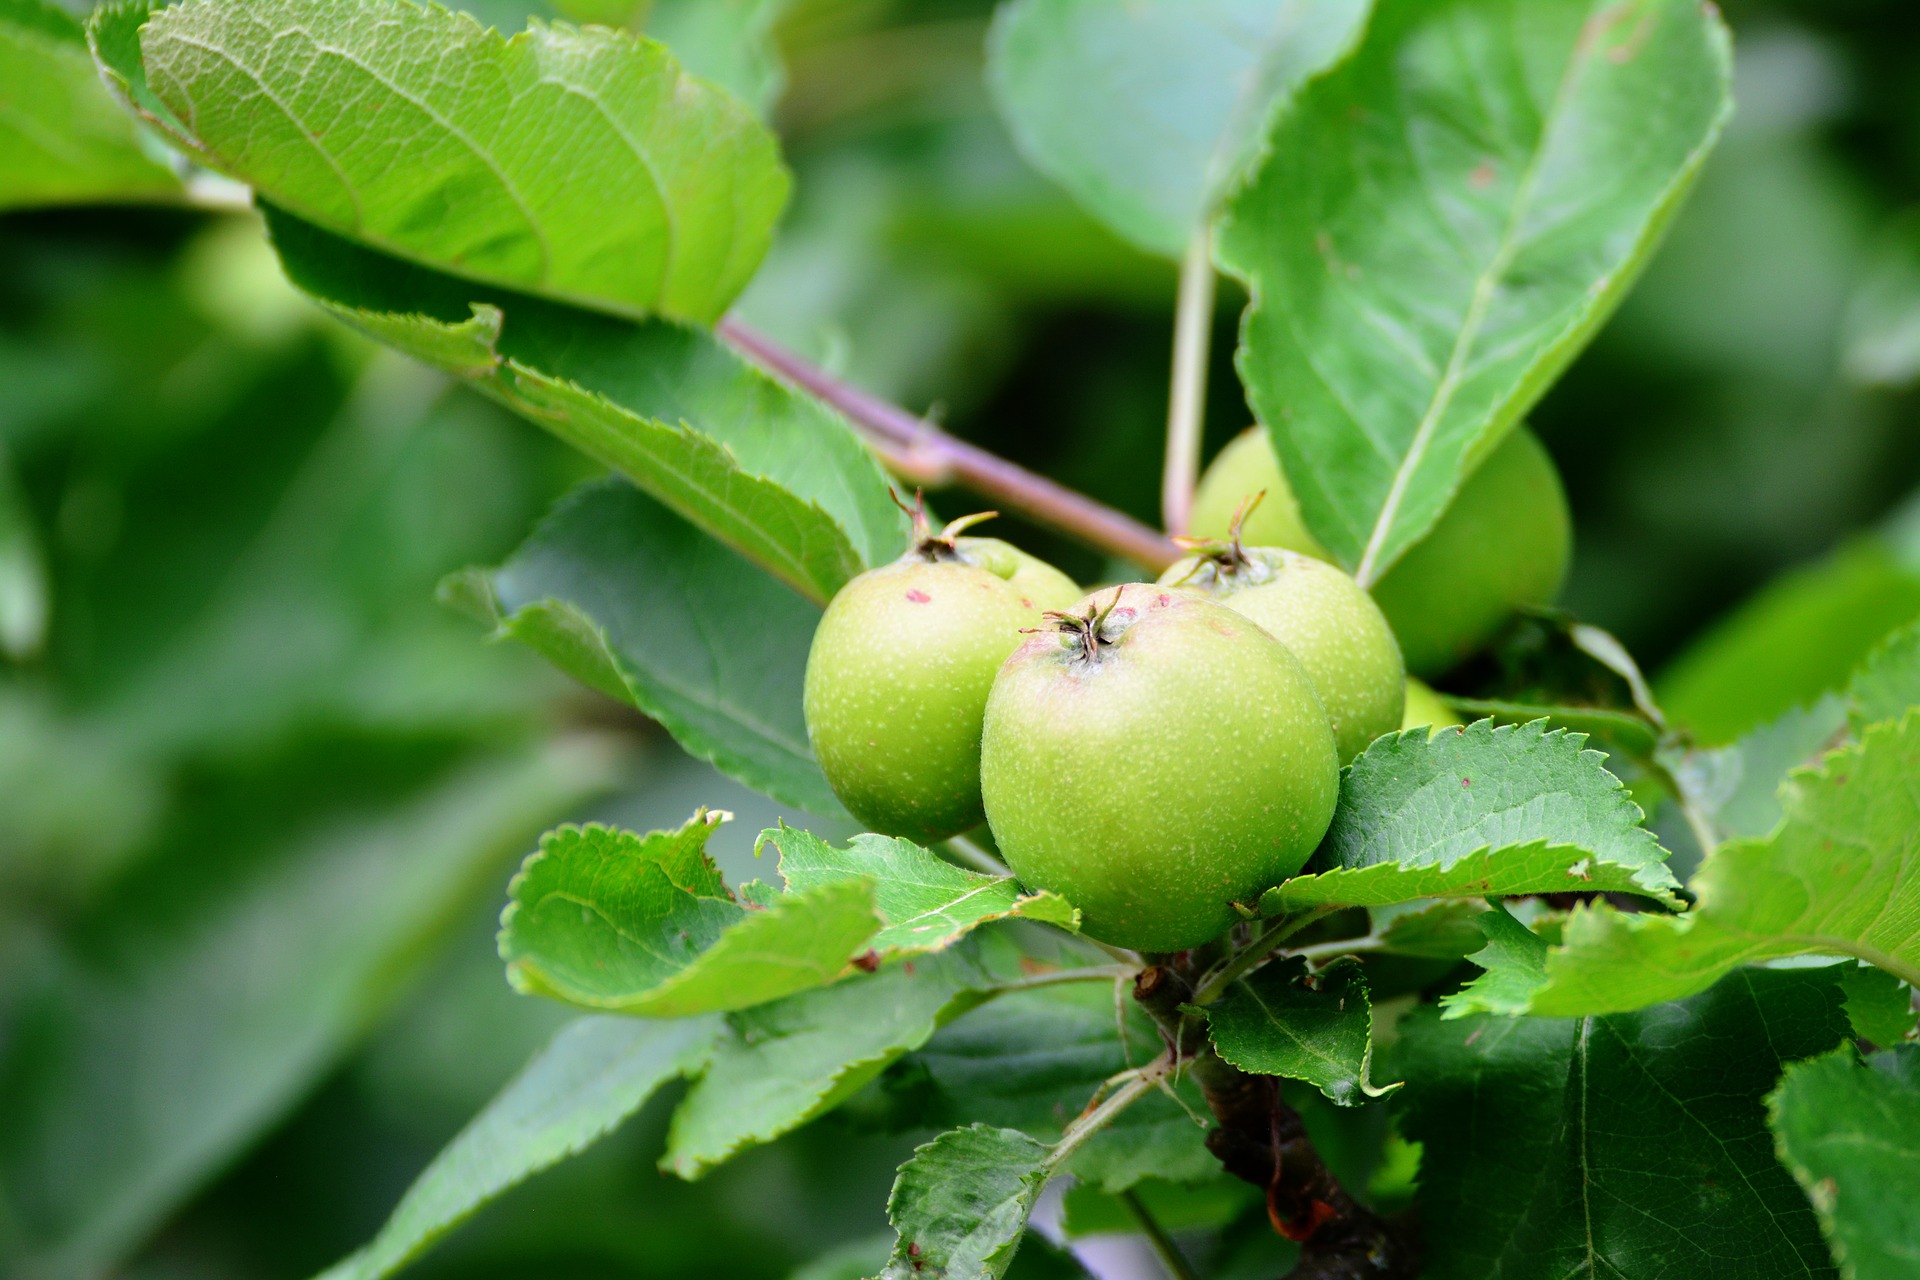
<box><xmin>1161</xmin><ymin>227</ymin><xmax>1216</xmax><ymax>536</ymax></box>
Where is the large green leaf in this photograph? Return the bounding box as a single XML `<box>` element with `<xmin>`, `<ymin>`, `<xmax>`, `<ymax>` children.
<box><xmin>1392</xmin><ymin>966</ymin><xmax>1848</xmax><ymax>1280</ymax></box>
<box><xmin>1220</xmin><ymin>0</ymin><xmax>1732</xmax><ymax>582</ymax></box>
<box><xmin>759</xmin><ymin>825</ymin><xmax>1079</xmax><ymax>959</ymax></box>
<box><xmin>315</xmin><ymin>1015</ymin><xmax>719</xmax><ymax>1280</ymax></box>
<box><xmin>499</xmin><ymin>817</ymin><xmax>881</xmax><ymax>1015</ymax></box>
<box><xmin>1530</xmin><ymin>713</ymin><xmax>1920</xmax><ymax>1015</ymax></box>
<box><xmin>264</xmin><ymin>208</ymin><xmax>903</xmax><ymax>603</ymax></box>
<box><xmin>0</xmin><ymin>741</ymin><xmax>610</xmax><ymax>1280</ymax></box>
<box><xmin>457</xmin><ymin>478</ymin><xmax>842</xmax><ymax>814</ymax></box>
<box><xmin>122</xmin><ymin>0</ymin><xmax>787</xmax><ymax>323</ymax></box>
<box><xmin>1770</xmin><ymin>1045</ymin><xmax>1920</xmax><ymax>1280</ymax></box>
<box><xmin>1199</xmin><ymin>956</ymin><xmax>1395</xmax><ymax>1105</ymax></box>
<box><xmin>878</xmin><ymin>1124</ymin><xmax>1052</xmax><ymax>1280</ymax></box>
<box><xmin>986</xmin><ymin>0</ymin><xmax>1370</xmax><ymax>258</ymax></box>
<box><xmin>1260</xmin><ymin>719</ymin><xmax>1678</xmax><ymax>913</ymax></box>
<box><xmin>662</xmin><ymin>953</ymin><xmax>991</xmax><ymax>1179</ymax></box>
<box><xmin>0</xmin><ymin>0</ymin><xmax>178</xmax><ymax>209</ymax></box>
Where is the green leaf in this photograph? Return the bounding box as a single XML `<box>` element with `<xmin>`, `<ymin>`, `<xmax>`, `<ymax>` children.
<box><xmin>1662</xmin><ymin>695</ymin><xmax>1849</xmax><ymax>844</ymax></box>
<box><xmin>879</xmin><ymin>1124</ymin><xmax>1052</xmax><ymax>1280</ymax></box>
<box><xmin>466</xmin><ymin>479</ymin><xmax>842</xmax><ymax>814</ymax></box>
<box><xmin>1439</xmin><ymin>902</ymin><xmax>1550</xmax><ymax>1019</ymax></box>
<box><xmin>986</xmin><ymin>0</ymin><xmax>1370</xmax><ymax>258</ymax></box>
<box><xmin>0</xmin><ymin>0</ymin><xmax>179</xmax><ymax>209</ymax></box>
<box><xmin>266</xmin><ymin>207</ymin><xmax>905</xmax><ymax>603</ymax></box>
<box><xmin>1838</xmin><ymin>964</ymin><xmax>1917</xmax><ymax>1048</ymax></box>
<box><xmin>314</xmin><ymin>1014</ymin><xmax>719</xmax><ymax>1280</ymax></box>
<box><xmin>133</xmin><ymin>0</ymin><xmax>788</xmax><ymax>323</ymax></box>
<box><xmin>1849</xmin><ymin>620</ymin><xmax>1920</xmax><ymax>734</ymax></box>
<box><xmin>1531</xmin><ymin>713</ymin><xmax>1920</xmax><ymax>1016</ymax></box>
<box><xmin>1371</xmin><ymin>899</ymin><xmax>1489</xmax><ymax>959</ymax></box>
<box><xmin>499</xmin><ymin>817</ymin><xmax>882</xmax><ymax>1015</ymax></box>
<box><xmin>0</xmin><ymin>439</ymin><xmax>49</xmax><ymax>660</ymax></box>
<box><xmin>874</xmin><ymin>982</ymin><xmax>1218</xmax><ymax>1193</ymax></box>
<box><xmin>1659</xmin><ymin>539</ymin><xmax>1920</xmax><ymax>745</ymax></box>
<box><xmin>1393</xmin><ymin>966</ymin><xmax>1848</xmax><ymax>1280</ymax></box>
<box><xmin>1220</xmin><ymin>0</ymin><xmax>1732</xmax><ymax>582</ymax></box>
<box><xmin>0</xmin><ymin>741</ymin><xmax>612</xmax><ymax>1279</ymax></box>
<box><xmin>1770</xmin><ymin>1045</ymin><xmax>1920</xmax><ymax>1280</ymax></box>
<box><xmin>1262</xmin><ymin>719</ymin><xmax>1678</xmax><ymax>913</ymax></box>
<box><xmin>662</xmin><ymin>953</ymin><xmax>990</xmax><ymax>1179</ymax></box>
<box><xmin>1200</xmin><ymin>957</ymin><xmax>1395</xmax><ymax>1105</ymax></box>
<box><xmin>759</xmin><ymin>825</ymin><xmax>1079</xmax><ymax>959</ymax></box>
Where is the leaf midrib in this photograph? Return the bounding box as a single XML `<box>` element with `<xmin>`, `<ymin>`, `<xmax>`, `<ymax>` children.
<box><xmin>1354</xmin><ymin>7</ymin><xmax>1610</xmax><ymax>586</ymax></box>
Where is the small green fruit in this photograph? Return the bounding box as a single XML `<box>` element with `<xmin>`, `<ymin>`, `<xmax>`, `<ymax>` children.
<box><xmin>981</xmin><ymin>585</ymin><xmax>1339</xmax><ymax>952</ymax></box>
<box><xmin>1400</xmin><ymin>678</ymin><xmax>1462</xmax><ymax>736</ymax></box>
<box><xmin>1161</xmin><ymin>531</ymin><xmax>1404</xmax><ymax>763</ymax></box>
<box><xmin>804</xmin><ymin>512</ymin><xmax>1080</xmax><ymax>842</ymax></box>
<box><xmin>1190</xmin><ymin>426</ymin><xmax>1572</xmax><ymax>677</ymax></box>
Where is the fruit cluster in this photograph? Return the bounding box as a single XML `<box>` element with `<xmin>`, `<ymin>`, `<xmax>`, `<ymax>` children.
<box><xmin>804</xmin><ymin>429</ymin><xmax>1570</xmax><ymax>951</ymax></box>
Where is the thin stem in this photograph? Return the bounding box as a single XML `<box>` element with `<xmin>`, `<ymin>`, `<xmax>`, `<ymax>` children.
<box><xmin>717</xmin><ymin>318</ymin><xmax>1180</xmax><ymax>571</ymax></box>
<box><xmin>1120</xmin><ymin>1188</ymin><xmax>1198</xmax><ymax>1280</ymax></box>
<box><xmin>941</xmin><ymin>834</ymin><xmax>1011</xmax><ymax>876</ymax></box>
<box><xmin>1289</xmin><ymin>935</ymin><xmax>1389</xmax><ymax>966</ymax></box>
<box><xmin>992</xmin><ymin>965</ymin><xmax>1138</xmax><ymax>995</ymax></box>
<box><xmin>1047</xmin><ymin>1057</ymin><xmax>1168</xmax><ymax>1172</ymax></box>
<box><xmin>1190</xmin><ymin>907</ymin><xmax>1340</xmax><ymax>1007</ymax></box>
<box><xmin>1161</xmin><ymin>228</ymin><xmax>1216</xmax><ymax>536</ymax></box>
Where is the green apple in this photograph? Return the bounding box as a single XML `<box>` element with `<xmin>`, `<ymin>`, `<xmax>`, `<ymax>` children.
<box><xmin>980</xmin><ymin>585</ymin><xmax>1339</xmax><ymax>952</ymax></box>
<box><xmin>1400</xmin><ymin>677</ymin><xmax>1463</xmax><ymax>736</ymax></box>
<box><xmin>1161</xmin><ymin>538</ymin><xmax>1404</xmax><ymax>762</ymax></box>
<box><xmin>804</xmin><ymin>513</ymin><xmax>1080</xmax><ymax>842</ymax></box>
<box><xmin>1190</xmin><ymin>426</ymin><xmax>1572</xmax><ymax>676</ymax></box>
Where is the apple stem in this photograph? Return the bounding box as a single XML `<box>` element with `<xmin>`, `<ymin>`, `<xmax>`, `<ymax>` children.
<box><xmin>1131</xmin><ymin>958</ymin><xmax>1419</xmax><ymax>1278</ymax></box>
<box><xmin>718</xmin><ymin>318</ymin><xmax>1181</xmax><ymax>571</ymax></box>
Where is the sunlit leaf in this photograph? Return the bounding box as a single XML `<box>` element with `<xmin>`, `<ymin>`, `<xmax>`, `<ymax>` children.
<box><xmin>1221</xmin><ymin>0</ymin><xmax>1732</xmax><ymax>582</ymax></box>
<box><xmin>499</xmin><ymin>817</ymin><xmax>882</xmax><ymax>1015</ymax></box>
<box><xmin>759</xmin><ymin>825</ymin><xmax>1079</xmax><ymax>959</ymax></box>
<box><xmin>1261</xmin><ymin>719</ymin><xmax>1678</xmax><ymax>913</ymax></box>
<box><xmin>124</xmin><ymin>0</ymin><xmax>787</xmax><ymax>323</ymax></box>
<box><xmin>1531</xmin><ymin>714</ymin><xmax>1920</xmax><ymax>1016</ymax></box>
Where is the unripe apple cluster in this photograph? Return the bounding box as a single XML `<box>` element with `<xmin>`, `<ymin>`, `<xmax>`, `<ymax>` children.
<box><xmin>803</xmin><ymin>430</ymin><xmax>1568</xmax><ymax>951</ymax></box>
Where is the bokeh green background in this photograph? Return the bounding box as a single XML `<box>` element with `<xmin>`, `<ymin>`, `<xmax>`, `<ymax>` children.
<box><xmin>4</xmin><ymin>1</ymin><xmax>1920</xmax><ymax>1277</ymax></box>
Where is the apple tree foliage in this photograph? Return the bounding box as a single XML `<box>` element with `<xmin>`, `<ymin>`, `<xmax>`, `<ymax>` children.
<box><xmin>3</xmin><ymin>0</ymin><xmax>1917</xmax><ymax>1277</ymax></box>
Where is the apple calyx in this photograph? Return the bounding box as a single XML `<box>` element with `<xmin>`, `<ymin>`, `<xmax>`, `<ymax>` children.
<box><xmin>891</xmin><ymin>488</ymin><xmax>1001</xmax><ymax>563</ymax></box>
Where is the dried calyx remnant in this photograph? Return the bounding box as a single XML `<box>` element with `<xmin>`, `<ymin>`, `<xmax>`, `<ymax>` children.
<box><xmin>898</xmin><ymin>488</ymin><xmax>1001</xmax><ymax>562</ymax></box>
<box><xmin>1168</xmin><ymin>491</ymin><xmax>1279</xmax><ymax>588</ymax></box>
<box><xmin>1132</xmin><ymin>951</ymin><xmax>1419</xmax><ymax>1280</ymax></box>
<box><xmin>1038</xmin><ymin>588</ymin><xmax>1139</xmax><ymax>665</ymax></box>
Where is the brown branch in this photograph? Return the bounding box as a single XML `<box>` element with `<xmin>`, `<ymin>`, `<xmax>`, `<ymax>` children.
<box><xmin>1132</xmin><ymin>962</ymin><xmax>1419</xmax><ymax>1280</ymax></box>
<box><xmin>717</xmin><ymin>318</ymin><xmax>1181</xmax><ymax>572</ymax></box>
